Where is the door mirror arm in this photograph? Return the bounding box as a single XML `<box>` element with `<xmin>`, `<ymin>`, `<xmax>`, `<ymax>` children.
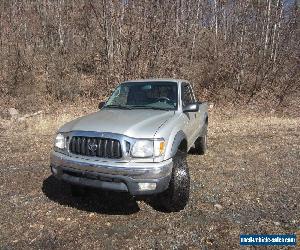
<box><xmin>98</xmin><ymin>101</ymin><xmax>106</xmax><ymax>109</ymax></box>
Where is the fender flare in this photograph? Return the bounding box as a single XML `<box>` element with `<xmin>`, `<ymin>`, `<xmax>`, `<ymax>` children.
<box><xmin>199</xmin><ymin>113</ymin><xmax>208</xmax><ymax>137</ymax></box>
<box><xmin>204</xmin><ymin>113</ymin><xmax>208</xmax><ymax>123</ymax></box>
<box><xmin>169</xmin><ymin>130</ymin><xmax>187</xmax><ymax>158</ymax></box>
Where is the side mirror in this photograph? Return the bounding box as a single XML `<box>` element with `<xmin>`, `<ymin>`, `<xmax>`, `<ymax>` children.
<box><xmin>183</xmin><ymin>102</ymin><xmax>199</xmax><ymax>112</ymax></box>
<box><xmin>98</xmin><ymin>101</ymin><xmax>105</xmax><ymax>109</ymax></box>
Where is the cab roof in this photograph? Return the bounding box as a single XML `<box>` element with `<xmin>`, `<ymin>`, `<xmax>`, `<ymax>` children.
<box><xmin>122</xmin><ymin>78</ymin><xmax>188</xmax><ymax>84</ymax></box>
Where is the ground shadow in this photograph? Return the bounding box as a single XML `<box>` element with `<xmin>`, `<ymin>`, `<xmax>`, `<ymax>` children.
<box><xmin>42</xmin><ymin>175</ymin><xmax>140</xmax><ymax>215</ymax></box>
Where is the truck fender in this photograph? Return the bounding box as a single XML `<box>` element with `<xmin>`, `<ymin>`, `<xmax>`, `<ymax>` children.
<box><xmin>198</xmin><ymin>112</ymin><xmax>208</xmax><ymax>136</ymax></box>
<box><xmin>199</xmin><ymin>113</ymin><xmax>208</xmax><ymax>136</ymax></box>
<box><xmin>204</xmin><ymin>113</ymin><xmax>208</xmax><ymax>123</ymax></box>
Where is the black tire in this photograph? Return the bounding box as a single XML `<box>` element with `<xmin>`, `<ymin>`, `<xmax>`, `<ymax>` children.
<box><xmin>70</xmin><ymin>184</ymin><xmax>86</xmax><ymax>197</ymax></box>
<box><xmin>194</xmin><ymin>123</ymin><xmax>208</xmax><ymax>155</ymax></box>
<box><xmin>157</xmin><ymin>150</ymin><xmax>190</xmax><ymax>212</ymax></box>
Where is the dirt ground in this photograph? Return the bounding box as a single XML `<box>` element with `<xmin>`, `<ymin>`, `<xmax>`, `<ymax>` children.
<box><xmin>0</xmin><ymin>109</ymin><xmax>299</xmax><ymax>249</ymax></box>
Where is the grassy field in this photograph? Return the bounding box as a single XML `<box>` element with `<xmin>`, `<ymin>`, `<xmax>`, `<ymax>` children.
<box><xmin>0</xmin><ymin>107</ymin><xmax>299</xmax><ymax>249</ymax></box>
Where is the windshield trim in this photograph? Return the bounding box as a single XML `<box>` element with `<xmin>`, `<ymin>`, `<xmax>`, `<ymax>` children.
<box><xmin>104</xmin><ymin>104</ymin><xmax>133</xmax><ymax>110</ymax></box>
<box><xmin>129</xmin><ymin>105</ymin><xmax>173</xmax><ymax>111</ymax></box>
<box><xmin>105</xmin><ymin>81</ymin><xmax>179</xmax><ymax>111</ymax></box>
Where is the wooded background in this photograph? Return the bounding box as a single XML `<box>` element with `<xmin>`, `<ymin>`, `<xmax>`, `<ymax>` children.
<box><xmin>0</xmin><ymin>0</ymin><xmax>299</xmax><ymax>111</ymax></box>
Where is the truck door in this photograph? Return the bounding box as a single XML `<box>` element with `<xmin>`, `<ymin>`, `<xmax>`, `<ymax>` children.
<box><xmin>181</xmin><ymin>83</ymin><xmax>198</xmax><ymax>147</ymax></box>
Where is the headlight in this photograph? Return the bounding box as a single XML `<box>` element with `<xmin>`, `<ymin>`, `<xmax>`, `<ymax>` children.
<box><xmin>131</xmin><ymin>140</ymin><xmax>153</xmax><ymax>158</ymax></box>
<box><xmin>131</xmin><ymin>139</ymin><xmax>165</xmax><ymax>158</ymax></box>
<box><xmin>54</xmin><ymin>133</ymin><xmax>65</xmax><ymax>149</ymax></box>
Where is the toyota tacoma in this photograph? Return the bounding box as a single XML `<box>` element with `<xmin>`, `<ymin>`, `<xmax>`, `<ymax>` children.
<box><xmin>50</xmin><ymin>79</ymin><xmax>208</xmax><ymax>211</ymax></box>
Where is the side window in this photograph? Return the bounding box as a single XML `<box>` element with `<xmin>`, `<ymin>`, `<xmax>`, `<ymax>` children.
<box><xmin>181</xmin><ymin>84</ymin><xmax>195</xmax><ymax>106</ymax></box>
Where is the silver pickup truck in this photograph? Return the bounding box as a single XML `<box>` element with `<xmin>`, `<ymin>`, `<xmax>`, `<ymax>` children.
<box><xmin>50</xmin><ymin>79</ymin><xmax>208</xmax><ymax>211</ymax></box>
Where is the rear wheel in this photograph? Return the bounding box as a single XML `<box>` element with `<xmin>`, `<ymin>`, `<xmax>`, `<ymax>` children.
<box><xmin>157</xmin><ymin>150</ymin><xmax>190</xmax><ymax>212</ymax></box>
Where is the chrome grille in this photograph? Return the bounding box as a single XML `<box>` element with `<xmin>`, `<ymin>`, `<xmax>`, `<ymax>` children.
<box><xmin>69</xmin><ymin>136</ymin><xmax>122</xmax><ymax>159</ymax></box>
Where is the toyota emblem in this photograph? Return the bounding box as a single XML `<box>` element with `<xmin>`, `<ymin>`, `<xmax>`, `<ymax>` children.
<box><xmin>88</xmin><ymin>141</ymin><xmax>98</xmax><ymax>152</ymax></box>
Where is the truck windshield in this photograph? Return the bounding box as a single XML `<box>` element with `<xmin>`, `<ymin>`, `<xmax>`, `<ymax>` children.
<box><xmin>105</xmin><ymin>81</ymin><xmax>178</xmax><ymax>111</ymax></box>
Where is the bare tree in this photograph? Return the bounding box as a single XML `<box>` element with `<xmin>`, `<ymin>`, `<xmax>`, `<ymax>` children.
<box><xmin>0</xmin><ymin>0</ymin><xmax>298</xmax><ymax>109</ymax></box>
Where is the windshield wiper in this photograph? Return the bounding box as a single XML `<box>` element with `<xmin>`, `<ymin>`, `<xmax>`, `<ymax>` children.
<box><xmin>104</xmin><ymin>105</ymin><xmax>132</xmax><ymax>110</ymax></box>
<box><xmin>130</xmin><ymin>105</ymin><xmax>171</xmax><ymax>111</ymax></box>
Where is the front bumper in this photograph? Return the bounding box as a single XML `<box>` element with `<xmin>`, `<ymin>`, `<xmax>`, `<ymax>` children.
<box><xmin>50</xmin><ymin>150</ymin><xmax>172</xmax><ymax>195</ymax></box>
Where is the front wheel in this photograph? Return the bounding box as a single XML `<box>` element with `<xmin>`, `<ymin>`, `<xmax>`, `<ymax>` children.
<box><xmin>156</xmin><ymin>150</ymin><xmax>190</xmax><ymax>212</ymax></box>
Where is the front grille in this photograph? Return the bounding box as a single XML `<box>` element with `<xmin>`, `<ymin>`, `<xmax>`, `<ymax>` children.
<box><xmin>69</xmin><ymin>136</ymin><xmax>122</xmax><ymax>159</ymax></box>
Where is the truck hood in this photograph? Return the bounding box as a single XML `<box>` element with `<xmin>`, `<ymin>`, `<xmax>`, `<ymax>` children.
<box><xmin>58</xmin><ymin>109</ymin><xmax>175</xmax><ymax>138</ymax></box>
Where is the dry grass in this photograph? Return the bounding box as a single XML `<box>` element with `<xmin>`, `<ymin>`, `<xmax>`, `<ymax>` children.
<box><xmin>0</xmin><ymin>106</ymin><xmax>299</xmax><ymax>249</ymax></box>
<box><xmin>1</xmin><ymin>100</ymin><xmax>97</xmax><ymax>136</ymax></box>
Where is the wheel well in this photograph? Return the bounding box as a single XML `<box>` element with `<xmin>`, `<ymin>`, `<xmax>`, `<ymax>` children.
<box><xmin>178</xmin><ymin>139</ymin><xmax>188</xmax><ymax>153</ymax></box>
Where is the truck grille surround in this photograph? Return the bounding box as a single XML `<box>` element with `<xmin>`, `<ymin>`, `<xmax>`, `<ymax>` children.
<box><xmin>69</xmin><ymin>136</ymin><xmax>122</xmax><ymax>159</ymax></box>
